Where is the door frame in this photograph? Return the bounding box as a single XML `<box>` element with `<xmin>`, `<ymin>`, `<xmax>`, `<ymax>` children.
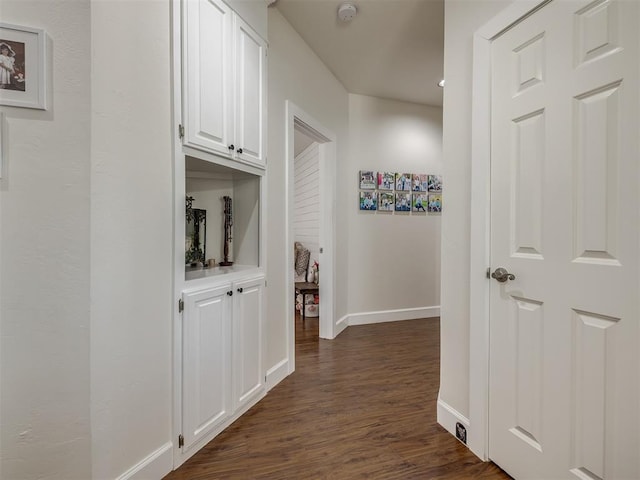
<box><xmin>285</xmin><ymin>101</ymin><xmax>337</xmax><ymax>374</ymax></box>
<box><xmin>468</xmin><ymin>0</ymin><xmax>551</xmax><ymax>461</ymax></box>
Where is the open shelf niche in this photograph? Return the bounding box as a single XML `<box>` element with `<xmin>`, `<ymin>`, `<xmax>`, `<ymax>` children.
<box><xmin>185</xmin><ymin>155</ymin><xmax>261</xmax><ymax>282</ymax></box>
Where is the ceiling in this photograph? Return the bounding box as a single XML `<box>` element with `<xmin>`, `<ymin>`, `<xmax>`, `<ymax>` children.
<box><xmin>275</xmin><ymin>0</ymin><xmax>444</xmax><ymax>107</ymax></box>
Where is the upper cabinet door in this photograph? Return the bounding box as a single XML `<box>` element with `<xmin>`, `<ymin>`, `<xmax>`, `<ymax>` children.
<box><xmin>234</xmin><ymin>16</ymin><xmax>267</xmax><ymax>168</ymax></box>
<box><xmin>183</xmin><ymin>0</ymin><xmax>234</xmax><ymax>156</ymax></box>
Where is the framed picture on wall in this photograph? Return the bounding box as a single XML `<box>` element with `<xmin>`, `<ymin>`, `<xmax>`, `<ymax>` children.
<box><xmin>428</xmin><ymin>194</ymin><xmax>442</xmax><ymax>213</ymax></box>
<box><xmin>379</xmin><ymin>192</ymin><xmax>394</xmax><ymax>211</ymax></box>
<box><xmin>377</xmin><ymin>171</ymin><xmax>395</xmax><ymax>190</ymax></box>
<box><xmin>412</xmin><ymin>193</ymin><xmax>428</xmax><ymax>212</ymax></box>
<box><xmin>0</xmin><ymin>23</ymin><xmax>47</xmax><ymax>110</ymax></box>
<box><xmin>428</xmin><ymin>175</ymin><xmax>443</xmax><ymax>193</ymax></box>
<box><xmin>395</xmin><ymin>173</ymin><xmax>411</xmax><ymax>191</ymax></box>
<box><xmin>360</xmin><ymin>191</ymin><xmax>378</xmax><ymax>210</ymax></box>
<box><xmin>412</xmin><ymin>174</ymin><xmax>428</xmax><ymax>191</ymax></box>
<box><xmin>359</xmin><ymin>170</ymin><xmax>376</xmax><ymax>190</ymax></box>
<box><xmin>395</xmin><ymin>192</ymin><xmax>411</xmax><ymax>211</ymax></box>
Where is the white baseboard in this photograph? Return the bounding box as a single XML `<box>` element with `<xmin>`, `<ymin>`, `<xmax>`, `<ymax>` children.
<box><xmin>347</xmin><ymin>306</ymin><xmax>440</xmax><ymax>326</ymax></box>
<box><xmin>335</xmin><ymin>314</ymin><xmax>349</xmax><ymax>336</ymax></box>
<box><xmin>266</xmin><ymin>358</ymin><xmax>289</xmax><ymax>391</ymax></box>
<box><xmin>437</xmin><ymin>396</ymin><xmax>470</xmax><ymax>444</ymax></box>
<box><xmin>116</xmin><ymin>441</ymin><xmax>173</xmax><ymax>480</ymax></box>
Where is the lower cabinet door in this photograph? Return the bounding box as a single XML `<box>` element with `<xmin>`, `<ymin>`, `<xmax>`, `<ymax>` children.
<box><xmin>233</xmin><ymin>276</ymin><xmax>265</xmax><ymax>411</ymax></box>
<box><xmin>182</xmin><ymin>283</ymin><xmax>232</xmax><ymax>452</ymax></box>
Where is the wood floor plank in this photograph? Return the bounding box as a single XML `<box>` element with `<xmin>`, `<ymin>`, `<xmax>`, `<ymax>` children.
<box><xmin>164</xmin><ymin>317</ymin><xmax>511</xmax><ymax>479</ymax></box>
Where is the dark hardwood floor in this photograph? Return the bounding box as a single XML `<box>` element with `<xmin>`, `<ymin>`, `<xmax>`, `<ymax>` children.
<box><xmin>164</xmin><ymin>316</ymin><xmax>511</xmax><ymax>479</ymax></box>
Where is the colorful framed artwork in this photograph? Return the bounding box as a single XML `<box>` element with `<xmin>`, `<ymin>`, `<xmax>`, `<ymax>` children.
<box><xmin>379</xmin><ymin>192</ymin><xmax>394</xmax><ymax>211</ymax></box>
<box><xmin>428</xmin><ymin>194</ymin><xmax>442</xmax><ymax>213</ymax></box>
<box><xmin>0</xmin><ymin>23</ymin><xmax>47</xmax><ymax>110</ymax></box>
<box><xmin>359</xmin><ymin>191</ymin><xmax>378</xmax><ymax>211</ymax></box>
<box><xmin>412</xmin><ymin>193</ymin><xmax>428</xmax><ymax>212</ymax></box>
<box><xmin>395</xmin><ymin>192</ymin><xmax>411</xmax><ymax>211</ymax></box>
<box><xmin>377</xmin><ymin>171</ymin><xmax>395</xmax><ymax>190</ymax></box>
<box><xmin>428</xmin><ymin>175</ymin><xmax>442</xmax><ymax>193</ymax></box>
<box><xmin>412</xmin><ymin>174</ymin><xmax>428</xmax><ymax>192</ymax></box>
<box><xmin>395</xmin><ymin>173</ymin><xmax>411</xmax><ymax>191</ymax></box>
<box><xmin>359</xmin><ymin>170</ymin><xmax>376</xmax><ymax>190</ymax></box>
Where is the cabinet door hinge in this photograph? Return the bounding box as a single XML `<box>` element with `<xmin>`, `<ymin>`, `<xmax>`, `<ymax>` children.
<box><xmin>178</xmin><ymin>124</ymin><xmax>184</xmax><ymax>140</ymax></box>
<box><xmin>178</xmin><ymin>298</ymin><xmax>184</xmax><ymax>313</ymax></box>
<box><xmin>178</xmin><ymin>434</ymin><xmax>184</xmax><ymax>448</ymax></box>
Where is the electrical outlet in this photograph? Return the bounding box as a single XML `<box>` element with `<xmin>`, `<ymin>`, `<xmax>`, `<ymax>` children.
<box><xmin>456</xmin><ymin>422</ymin><xmax>467</xmax><ymax>444</ymax></box>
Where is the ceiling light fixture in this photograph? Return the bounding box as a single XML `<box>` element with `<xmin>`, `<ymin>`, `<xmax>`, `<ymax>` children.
<box><xmin>438</xmin><ymin>79</ymin><xmax>445</xmax><ymax>88</ymax></box>
<box><xmin>338</xmin><ymin>3</ymin><xmax>357</xmax><ymax>22</ymax></box>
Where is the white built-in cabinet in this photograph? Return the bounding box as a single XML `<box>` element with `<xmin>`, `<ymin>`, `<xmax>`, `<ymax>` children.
<box><xmin>181</xmin><ymin>275</ymin><xmax>264</xmax><ymax>455</ymax></box>
<box><xmin>174</xmin><ymin>0</ymin><xmax>267</xmax><ymax>467</ymax></box>
<box><xmin>183</xmin><ymin>0</ymin><xmax>267</xmax><ymax>169</ymax></box>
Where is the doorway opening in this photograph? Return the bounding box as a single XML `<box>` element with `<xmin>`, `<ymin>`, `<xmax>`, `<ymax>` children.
<box><xmin>293</xmin><ymin>128</ymin><xmax>321</xmax><ymax>346</ymax></box>
<box><xmin>285</xmin><ymin>101</ymin><xmax>336</xmax><ymax>375</ymax></box>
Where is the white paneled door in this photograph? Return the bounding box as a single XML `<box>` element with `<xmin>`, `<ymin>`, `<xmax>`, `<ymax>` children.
<box><xmin>181</xmin><ymin>284</ymin><xmax>232</xmax><ymax>454</ymax></box>
<box><xmin>489</xmin><ymin>1</ymin><xmax>639</xmax><ymax>479</ymax></box>
<box><xmin>232</xmin><ymin>276</ymin><xmax>264</xmax><ymax>411</ymax></box>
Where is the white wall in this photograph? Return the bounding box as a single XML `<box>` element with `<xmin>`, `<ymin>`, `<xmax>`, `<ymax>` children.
<box><xmin>294</xmin><ymin>142</ymin><xmax>320</xmax><ymax>281</ymax></box>
<box><xmin>0</xmin><ymin>1</ymin><xmax>92</xmax><ymax>478</ymax></box>
<box><xmin>439</xmin><ymin>0</ymin><xmax>513</xmax><ymax>421</ymax></box>
<box><xmin>90</xmin><ymin>1</ymin><xmax>173</xmax><ymax>478</ymax></box>
<box><xmin>347</xmin><ymin>94</ymin><xmax>442</xmax><ymax>316</ymax></box>
<box><xmin>266</xmin><ymin>8</ymin><xmax>350</xmax><ymax>368</ymax></box>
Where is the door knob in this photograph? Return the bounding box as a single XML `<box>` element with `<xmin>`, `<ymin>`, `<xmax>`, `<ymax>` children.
<box><xmin>237</xmin><ymin>287</ymin><xmax>243</xmax><ymax>293</ymax></box>
<box><xmin>228</xmin><ymin>144</ymin><xmax>235</xmax><ymax>151</ymax></box>
<box><xmin>237</xmin><ymin>148</ymin><xmax>243</xmax><ymax>154</ymax></box>
<box><xmin>491</xmin><ymin>267</ymin><xmax>515</xmax><ymax>283</ymax></box>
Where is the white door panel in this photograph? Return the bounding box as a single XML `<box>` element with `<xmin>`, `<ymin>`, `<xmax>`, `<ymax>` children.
<box><xmin>183</xmin><ymin>0</ymin><xmax>233</xmax><ymax>155</ymax></box>
<box><xmin>233</xmin><ymin>276</ymin><xmax>264</xmax><ymax>410</ymax></box>
<box><xmin>234</xmin><ymin>16</ymin><xmax>266</xmax><ymax>167</ymax></box>
<box><xmin>182</xmin><ymin>284</ymin><xmax>232</xmax><ymax>453</ymax></box>
<box><xmin>489</xmin><ymin>1</ymin><xmax>638</xmax><ymax>478</ymax></box>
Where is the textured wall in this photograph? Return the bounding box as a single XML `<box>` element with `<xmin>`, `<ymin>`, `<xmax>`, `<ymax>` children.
<box><xmin>347</xmin><ymin>94</ymin><xmax>442</xmax><ymax>316</ymax></box>
<box><xmin>0</xmin><ymin>1</ymin><xmax>92</xmax><ymax>478</ymax></box>
<box><xmin>90</xmin><ymin>0</ymin><xmax>173</xmax><ymax>478</ymax></box>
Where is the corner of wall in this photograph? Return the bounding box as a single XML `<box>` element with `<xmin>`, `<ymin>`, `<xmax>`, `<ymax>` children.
<box><xmin>436</xmin><ymin>394</ymin><xmax>473</xmax><ymax>452</ymax></box>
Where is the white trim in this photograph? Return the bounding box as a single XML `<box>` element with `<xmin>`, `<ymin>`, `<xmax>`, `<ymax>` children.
<box><xmin>469</xmin><ymin>0</ymin><xmax>550</xmax><ymax>462</ymax></box>
<box><xmin>266</xmin><ymin>358</ymin><xmax>289</xmax><ymax>391</ymax></box>
<box><xmin>347</xmin><ymin>306</ymin><xmax>440</xmax><ymax>326</ymax></box>
<box><xmin>336</xmin><ymin>314</ymin><xmax>349</xmax><ymax>336</ymax></box>
<box><xmin>116</xmin><ymin>442</ymin><xmax>173</xmax><ymax>480</ymax></box>
<box><xmin>285</xmin><ymin>101</ymin><xmax>338</xmax><ymax>377</ymax></box>
<box><xmin>170</xmin><ymin>0</ymin><xmax>184</xmax><ymax>469</ymax></box>
<box><xmin>437</xmin><ymin>397</ymin><xmax>470</xmax><ymax>441</ymax></box>
<box><xmin>0</xmin><ymin>112</ymin><xmax>4</xmax><ymax>178</ymax></box>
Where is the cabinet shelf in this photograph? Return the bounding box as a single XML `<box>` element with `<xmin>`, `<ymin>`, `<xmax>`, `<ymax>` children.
<box><xmin>185</xmin><ymin>155</ymin><xmax>261</xmax><ymax>282</ymax></box>
<box><xmin>185</xmin><ymin>264</ymin><xmax>261</xmax><ymax>283</ymax></box>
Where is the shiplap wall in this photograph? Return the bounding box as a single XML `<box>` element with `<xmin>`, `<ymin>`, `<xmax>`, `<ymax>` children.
<box><xmin>294</xmin><ymin>142</ymin><xmax>320</xmax><ymax>281</ymax></box>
